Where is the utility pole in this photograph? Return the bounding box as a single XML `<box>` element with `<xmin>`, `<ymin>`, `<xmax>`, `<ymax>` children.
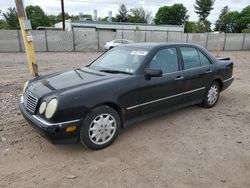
<box><xmin>15</xmin><ymin>0</ymin><xmax>38</xmax><ymax>77</ymax></box>
<box><xmin>61</xmin><ymin>0</ymin><xmax>65</xmax><ymax>30</ymax></box>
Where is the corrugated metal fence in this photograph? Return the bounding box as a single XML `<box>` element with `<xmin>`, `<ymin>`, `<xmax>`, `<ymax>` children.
<box><xmin>0</xmin><ymin>29</ymin><xmax>249</xmax><ymax>52</ymax></box>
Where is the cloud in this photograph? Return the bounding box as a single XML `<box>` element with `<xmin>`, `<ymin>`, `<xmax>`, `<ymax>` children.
<box><xmin>0</xmin><ymin>0</ymin><xmax>249</xmax><ymax>23</ymax></box>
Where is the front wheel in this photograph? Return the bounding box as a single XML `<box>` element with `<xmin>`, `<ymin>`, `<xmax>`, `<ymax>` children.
<box><xmin>80</xmin><ymin>105</ymin><xmax>121</xmax><ymax>150</ymax></box>
<box><xmin>201</xmin><ymin>81</ymin><xmax>220</xmax><ymax>108</ymax></box>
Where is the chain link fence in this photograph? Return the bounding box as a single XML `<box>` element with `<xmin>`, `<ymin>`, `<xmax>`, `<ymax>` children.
<box><xmin>0</xmin><ymin>29</ymin><xmax>249</xmax><ymax>52</ymax></box>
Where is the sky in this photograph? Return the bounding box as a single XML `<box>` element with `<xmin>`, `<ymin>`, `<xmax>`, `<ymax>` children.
<box><xmin>0</xmin><ymin>0</ymin><xmax>249</xmax><ymax>24</ymax></box>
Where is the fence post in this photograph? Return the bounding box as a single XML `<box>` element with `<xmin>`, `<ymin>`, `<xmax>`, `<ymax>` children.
<box><xmin>186</xmin><ymin>33</ymin><xmax>189</xmax><ymax>43</ymax></box>
<box><xmin>166</xmin><ymin>31</ymin><xmax>169</xmax><ymax>42</ymax></box>
<box><xmin>97</xmin><ymin>29</ymin><xmax>100</xmax><ymax>52</ymax></box>
<box><xmin>17</xmin><ymin>30</ymin><xmax>22</xmax><ymax>52</ymax></box>
<box><xmin>72</xmin><ymin>27</ymin><xmax>75</xmax><ymax>52</ymax></box>
<box><xmin>205</xmin><ymin>32</ymin><xmax>209</xmax><ymax>49</ymax></box>
<box><xmin>144</xmin><ymin>30</ymin><xmax>147</xmax><ymax>42</ymax></box>
<box><xmin>223</xmin><ymin>33</ymin><xmax>227</xmax><ymax>51</ymax></box>
<box><xmin>242</xmin><ymin>33</ymin><xmax>246</xmax><ymax>50</ymax></box>
<box><xmin>44</xmin><ymin>30</ymin><xmax>48</xmax><ymax>52</ymax></box>
<box><xmin>150</xmin><ymin>30</ymin><xmax>152</xmax><ymax>42</ymax></box>
<box><xmin>122</xmin><ymin>28</ymin><xmax>124</xmax><ymax>40</ymax></box>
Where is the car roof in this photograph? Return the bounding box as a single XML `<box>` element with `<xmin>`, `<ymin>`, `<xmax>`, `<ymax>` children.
<box><xmin>121</xmin><ymin>42</ymin><xmax>204</xmax><ymax>49</ymax></box>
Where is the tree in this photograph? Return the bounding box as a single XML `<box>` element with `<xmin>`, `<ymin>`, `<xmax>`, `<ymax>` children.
<box><xmin>215</xmin><ymin>6</ymin><xmax>230</xmax><ymax>32</ymax></box>
<box><xmin>184</xmin><ymin>21</ymin><xmax>199</xmax><ymax>33</ymax></box>
<box><xmin>116</xmin><ymin>4</ymin><xmax>129</xmax><ymax>22</ymax></box>
<box><xmin>242</xmin><ymin>24</ymin><xmax>250</xmax><ymax>33</ymax></box>
<box><xmin>155</xmin><ymin>4</ymin><xmax>188</xmax><ymax>25</ymax></box>
<box><xmin>47</xmin><ymin>15</ymin><xmax>57</xmax><ymax>26</ymax></box>
<box><xmin>101</xmin><ymin>16</ymin><xmax>117</xmax><ymax>22</ymax></box>
<box><xmin>239</xmin><ymin>6</ymin><xmax>250</xmax><ymax>32</ymax></box>
<box><xmin>56</xmin><ymin>12</ymin><xmax>70</xmax><ymax>23</ymax></box>
<box><xmin>3</xmin><ymin>7</ymin><xmax>19</xmax><ymax>29</ymax></box>
<box><xmin>128</xmin><ymin>7</ymin><xmax>152</xmax><ymax>23</ymax></box>
<box><xmin>222</xmin><ymin>11</ymin><xmax>241</xmax><ymax>33</ymax></box>
<box><xmin>25</xmin><ymin>5</ymin><xmax>50</xmax><ymax>29</ymax></box>
<box><xmin>0</xmin><ymin>20</ymin><xmax>9</xmax><ymax>29</ymax></box>
<box><xmin>194</xmin><ymin>0</ymin><xmax>215</xmax><ymax>32</ymax></box>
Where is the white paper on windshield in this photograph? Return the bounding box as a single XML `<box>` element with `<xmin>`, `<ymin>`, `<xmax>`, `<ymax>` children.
<box><xmin>130</xmin><ymin>51</ymin><xmax>148</xmax><ymax>56</ymax></box>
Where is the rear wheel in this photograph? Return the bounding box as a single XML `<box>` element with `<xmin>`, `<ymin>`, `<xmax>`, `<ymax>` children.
<box><xmin>80</xmin><ymin>105</ymin><xmax>121</xmax><ymax>150</ymax></box>
<box><xmin>201</xmin><ymin>81</ymin><xmax>220</xmax><ymax>108</ymax></box>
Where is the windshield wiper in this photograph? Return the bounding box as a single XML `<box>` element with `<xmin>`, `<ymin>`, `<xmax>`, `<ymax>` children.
<box><xmin>99</xmin><ymin>69</ymin><xmax>133</xmax><ymax>75</ymax></box>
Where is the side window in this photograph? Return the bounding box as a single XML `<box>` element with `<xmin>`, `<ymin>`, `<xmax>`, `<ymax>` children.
<box><xmin>122</xmin><ymin>40</ymin><xmax>129</xmax><ymax>44</ymax></box>
<box><xmin>180</xmin><ymin>47</ymin><xmax>200</xmax><ymax>70</ymax></box>
<box><xmin>114</xmin><ymin>40</ymin><xmax>121</xmax><ymax>43</ymax></box>
<box><xmin>149</xmin><ymin>48</ymin><xmax>179</xmax><ymax>74</ymax></box>
<box><xmin>199</xmin><ymin>51</ymin><xmax>211</xmax><ymax>66</ymax></box>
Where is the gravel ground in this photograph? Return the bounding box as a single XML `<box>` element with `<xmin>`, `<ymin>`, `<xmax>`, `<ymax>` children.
<box><xmin>0</xmin><ymin>51</ymin><xmax>249</xmax><ymax>188</ymax></box>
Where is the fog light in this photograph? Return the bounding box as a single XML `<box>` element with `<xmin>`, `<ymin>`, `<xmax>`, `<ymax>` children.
<box><xmin>66</xmin><ymin>126</ymin><xmax>76</xmax><ymax>133</ymax></box>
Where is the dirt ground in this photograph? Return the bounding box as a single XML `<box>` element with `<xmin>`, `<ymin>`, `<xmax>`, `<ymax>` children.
<box><xmin>0</xmin><ymin>51</ymin><xmax>249</xmax><ymax>188</ymax></box>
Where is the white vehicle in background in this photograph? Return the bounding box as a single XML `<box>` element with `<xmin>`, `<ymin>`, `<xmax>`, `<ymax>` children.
<box><xmin>104</xmin><ymin>39</ymin><xmax>134</xmax><ymax>50</ymax></box>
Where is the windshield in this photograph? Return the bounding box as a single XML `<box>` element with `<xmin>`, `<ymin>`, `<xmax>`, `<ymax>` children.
<box><xmin>89</xmin><ymin>47</ymin><xmax>149</xmax><ymax>74</ymax></box>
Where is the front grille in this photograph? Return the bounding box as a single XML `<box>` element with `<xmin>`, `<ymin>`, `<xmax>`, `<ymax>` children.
<box><xmin>23</xmin><ymin>91</ymin><xmax>38</xmax><ymax>114</ymax></box>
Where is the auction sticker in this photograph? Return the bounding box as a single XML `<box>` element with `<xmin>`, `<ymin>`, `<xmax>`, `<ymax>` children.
<box><xmin>130</xmin><ymin>51</ymin><xmax>148</xmax><ymax>56</ymax></box>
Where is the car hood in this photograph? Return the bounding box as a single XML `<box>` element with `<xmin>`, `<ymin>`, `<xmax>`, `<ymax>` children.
<box><xmin>27</xmin><ymin>67</ymin><xmax>114</xmax><ymax>97</ymax></box>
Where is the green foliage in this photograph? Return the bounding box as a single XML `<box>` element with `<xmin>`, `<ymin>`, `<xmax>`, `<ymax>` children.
<box><xmin>242</xmin><ymin>24</ymin><xmax>250</xmax><ymax>33</ymax></box>
<box><xmin>184</xmin><ymin>21</ymin><xmax>199</xmax><ymax>33</ymax></box>
<box><xmin>25</xmin><ymin>5</ymin><xmax>50</xmax><ymax>29</ymax></box>
<box><xmin>0</xmin><ymin>20</ymin><xmax>9</xmax><ymax>29</ymax></box>
<box><xmin>155</xmin><ymin>4</ymin><xmax>188</xmax><ymax>25</ymax></box>
<box><xmin>128</xmin><ymin>7</ymin><xmax>152</xmax><ymax>23</ymax></box>
<box><xmin>47</xmin><ymin>15</ymin><xmax>57</xmax><ymax>26</ymax></box>
<box><xmin>116</xmin><ymin>4</ymin><xmax>129</xmax><ymax>22</ymax></box>
<box><xmin>222</xmin><ymin>11</ymin><xmax>241</xmax><ymax>33</ymax></box>
<box><xmin>3</xmin><ymin>7</ymin><xmax>19</xmax><ymax>29</ymax></box>
<box><xmin>194</xmin><ymin>0</ymin><xmax>215</xmax><ymax>32</ymax></box>
<box><xmin>215</xmin><ymin>6</ymin><xmax>230</xmax><ymax>32</ymax></box>
<box><xmin>101</xmin><ymin>16</ymin><xmax>117</xmax><ymax>22</ymax></box>
<box><xmin>214</xmin><ymin>5</ymin><xmax>250</xmax><ymax>33</ymax></box>
<box><xmin>56</xmin><ymin>12</ymin><xmax>71</xmax><ymax>23</ymax></box>
<box><xmin>239</xmin><ymin>6</ymin><xmax>250</xmax><ymax>32</ymax></box>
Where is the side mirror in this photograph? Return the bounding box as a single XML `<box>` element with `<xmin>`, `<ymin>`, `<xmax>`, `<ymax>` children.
<box><xmin>144</xmin><ymin>68</ymin><xmax>162</xmax><ymax>79</ymax></box>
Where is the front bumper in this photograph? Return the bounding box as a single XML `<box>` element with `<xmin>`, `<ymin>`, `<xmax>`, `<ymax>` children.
<box><xmin>19</xmin><ymin>97</ymin><xmax>82</xmax><ymax>144</ymax></box>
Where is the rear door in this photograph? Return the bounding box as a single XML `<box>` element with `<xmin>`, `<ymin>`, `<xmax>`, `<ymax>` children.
<box><xmin>179</xmin><ymin>47</ymin><xmax>214</xmax><ymax>104</ymax></box>
<box><xmin>139</xmin><ymin>47</ymin><xmax>184</xmax><ymax>115</ymax></box>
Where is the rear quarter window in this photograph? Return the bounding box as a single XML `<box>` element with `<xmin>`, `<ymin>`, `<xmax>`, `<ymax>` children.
<box><xmin>199</xmin><ymin>51</ymin><xmax>211</xmax><ymax>66</ymax></box>
<box><xmin>180</xmin><ymin>47</ymin><xmax>200</xmax><ymax>70</ymax></box>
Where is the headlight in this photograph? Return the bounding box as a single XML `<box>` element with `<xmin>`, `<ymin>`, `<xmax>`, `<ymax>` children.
<box><xmin>45</xmin><ymin>98</ymin><xmax>58</xmax><ymax>119</ymax></box>
<box><xmin>39</xmin><ymin>101</ymin><xmax>47</xmax><ymax>114</ymax></box>
<box><xmin>23</xmin><ymin>81</ymin><xmax>29</xmax><ymax>94</ymax></box>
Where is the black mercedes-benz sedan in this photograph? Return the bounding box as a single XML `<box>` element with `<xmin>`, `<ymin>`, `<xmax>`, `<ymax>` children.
<box><xmin>19</xmin><ymin>43</ymin><xmax>234</xmax><ymax>150</ymax></box>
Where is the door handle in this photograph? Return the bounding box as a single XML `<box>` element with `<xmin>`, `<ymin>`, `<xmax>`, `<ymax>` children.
<box><xmin>205</xmin><ymin>69</ymin><xmax>213</xmax><ymax>74</ymax></box>
<box><xmin>175</xmin><ymin>76</ymin><xmax>184</xmax><ymax>80</ymax></box>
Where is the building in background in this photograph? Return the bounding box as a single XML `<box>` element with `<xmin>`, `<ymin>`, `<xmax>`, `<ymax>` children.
<box><xmin>54</xmin><ymin>20</ymin><xmax>184</xmax><ymax>33</ymax></box>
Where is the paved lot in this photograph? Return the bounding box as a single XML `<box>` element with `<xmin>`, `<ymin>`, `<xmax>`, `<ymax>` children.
<box><xmin>0</xmin><ymin>51</ymin><xmax>249</xmax><ymax>188</ymax></box>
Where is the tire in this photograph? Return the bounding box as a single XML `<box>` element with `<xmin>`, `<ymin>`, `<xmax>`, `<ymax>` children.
<box><xmin>80</xmin><ymin>105</ymin><xmax>121</xmax><ymax>150</ymax></box>
<box><xmin>201</xmin><ymin>81</ymin><xmax>220</xmax><ymax>108</ymax></box>
<box><xmin>109</xmin><ymin>46</ymin><xmax>113</xmax><ymax>50</ymax></box>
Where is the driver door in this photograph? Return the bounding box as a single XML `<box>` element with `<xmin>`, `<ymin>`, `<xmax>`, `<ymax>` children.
<box><xmin>139</xmin><ymin>47</ymin><xmax>184</xmax><ymax>115</ymax></box>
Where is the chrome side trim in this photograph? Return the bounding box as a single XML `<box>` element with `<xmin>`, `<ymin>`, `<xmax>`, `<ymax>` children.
<box><xmin>126</xmin><ymin>87</ymin><xmax>206</xmax><ymax>110</ymax></box>
<box><xmin>126</xmin><ymin>105</ymin><xmax>140</xmax><ymax>110</ymax></box>
<box><xmin>223</xmin><ymin>76</ymin><xmax>234</xmax><ymax>83</ymax></box>
<box><xmin>140</xmin><ymin>92</ymin><xmax>183</xmax><ymax>107</ymax></box>
<box><xmin>183</xmin><ymin>87</ymin><xmax>206</xmax><ymax>94</ymax></box>
<box><xmin>33</xmin><ymin>115</ymin><xmax>80</xmax><ymax>127</ymax></box>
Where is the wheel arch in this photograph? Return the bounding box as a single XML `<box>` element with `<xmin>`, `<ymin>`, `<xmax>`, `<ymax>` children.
<box><xmin>92</xmin><ymin>102</ymin><xmax>125</xmax><ymax>128</ymax></box>
<box><xmin>213</xmin><ymin>78</ymin><xmax>223</xmax><ymax>91</ymax></box>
